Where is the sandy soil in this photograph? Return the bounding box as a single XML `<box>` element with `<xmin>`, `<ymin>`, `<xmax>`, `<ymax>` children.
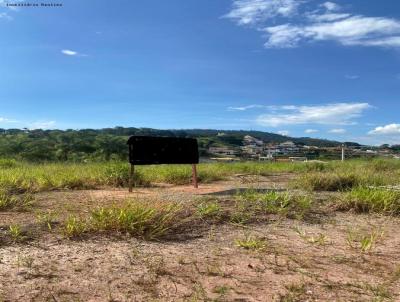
<box><xmin>1</xmin><ymin>174</ymin><xmax>400</xmax><ymax>301</ymax></box>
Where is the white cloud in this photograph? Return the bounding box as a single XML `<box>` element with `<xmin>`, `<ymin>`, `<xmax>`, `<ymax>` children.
<box><xmin>0</xmin><ymin>12</ymin><xmax>12</xmax><ymax>20</ymax></box>
<box><xmin>61</xmin><ymin>49</ymin><xmax>78</xmax><ymax>56</ymax></box>
<box><xmin>61</xmin><ymin>49</ymin><xmax>88</xmax><ymax>57</ymax></box>
<box><xmin>277</xmin><ymin>130</ymin><xmax>290</xmax><ymax>136</ymax></box>
<box><xmin>0</xmin><ymin>117</ymin><xmax>17</xmax><ymax>123</ymax></box>
<box><xmin>223</xmin><ymin>0</ymin><xmax>300</xmax><ymax>25</ymax></box>
<box><xmin>264</xmin><ymin>16</ymin><xmax>400</xmax><ymax>48</ymax></box>
<box><xmin>307</xmin><ymin>12</ymin><xmax>350</xmax><ymax>22</ymax></box>
<box><xmin>224</xmin><ymin>0</ymin><xmax>400</xmax><ymax>49</ymax></box>
<box><xmin>329</xmin><ymin>128</ymin><xmax>346</xmax><ymax>134</ymax></box>
<box><xmin>29</xmin><ymin>121</ymin><xmax>56</xmax><ymax>130</ymax></box>
<box><xmin>345</xmin><ymin>75</ymin><xmax>360</xmax><ymax>80</ymax></box>
<box><xmin>368</xmin><ymin>124</ymin><xmax>400</xmax><ymax>135</ymax></box>
<box><xmin>256</xmin><ymin>102</ymin><xmax>371</xmax><ymax>127</ymax></box>
<box><xmin>321</xmin><ymin>2</ymin><xmax>340</xmax><ymax>12</ymax></box>
<box><xmin>305</xmin><ymin>129</ymin><xmax>319</xmax><ymax>134</ymax></box>
<box><xmin>227</xmin><ymin>104</ymin><xmax>266</xmax><ymax>111</ymax></box>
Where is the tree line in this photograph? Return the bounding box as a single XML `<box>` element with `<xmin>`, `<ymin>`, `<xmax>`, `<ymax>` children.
<box><xmin>0</xmin><ymin>127</ymin><xmax>353</xmax><ymax>162</ymax></box>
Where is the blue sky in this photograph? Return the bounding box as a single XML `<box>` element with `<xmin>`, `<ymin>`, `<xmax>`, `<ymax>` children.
<box><xmin>0</xmin><ymin>0</ymin><xmax>399</xmax><ymax>145</ymax></box>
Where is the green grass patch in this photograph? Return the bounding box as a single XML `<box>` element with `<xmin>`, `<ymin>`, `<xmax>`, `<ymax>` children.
<box><xmin>0</xmin><ymin>158</ymin><xmax>398</xmax><ymax>193</ymax></box>
<box><xmin>294</xmin><ymin>172</ymin><xmax>360</xmax><ymax>191</ymax></box>
<box><xmin>234</xmin><ymin>190</ymin><xmax>312</xmax><ymax>220</ymax></box>
<box><xmin>0</xmin><ymin>160</ymin><xmax>309</xmax><ymax>192</ymax></box>
<box><xmin>0</xmin><ymin>190</ymin><xmax>34</xmax><ymax>211</ymax></box>
<box><xmin>196</xmin><ymin>201</ymin><xmax>221</xmax><ymax>219</ymax></box>
<box><xmin>293</xmin><ymin>159</ymin><xmax>400</xmax><ymax>192</ymax></box>
<box><xmin>63</xmin><ymin>200</ymin><xmax>184</xmax><ymax>240</ymax></box>
<box><xmin>339</xmin><ymin>187</ymin><xmax>400</xmax><ymax>215</ymax></box>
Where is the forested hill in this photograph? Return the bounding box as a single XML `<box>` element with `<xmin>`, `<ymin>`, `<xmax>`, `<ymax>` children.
<box><xmin>0</xmin><ymin>127</ymin><xmax>357</xmax><ymax>161</ymax></box>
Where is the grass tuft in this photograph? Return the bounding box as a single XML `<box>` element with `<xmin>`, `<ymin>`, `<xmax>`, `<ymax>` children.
<box><xmin>339</xmin><ymin>187</ymin><xmax>400</xmax><ymax>215</ymax></box>
<box><xmin>9</xmin><ymin>224</ymin><xmax>23</xmax><ymax>242</ymax></box>
<box><xmin>196</xmin><ymin>201</ymin><xmax>221</xmax><ymax>219</ymax></box>
<box><xmin>0</xmin><ymin>190</ymin><xmax>34</xmax><ymax>211</ymax></box>
<box><xmin>294</xmin><ymin>172</ymin><xmax>359</xmax><ymax>191</ymax></box>
<box><xmin>235</xmin><ymin>234</ymin><xmax>267</xmax><ymax>251</ymax></box>
<box><xmin>234</xmin><ymin>189</ymin><xmax>312</xmax><ymax>220</ymax></box>
<box><xmin>63</xmin><ymin>200</ymin><xmax>184</xmax><ymax>240</ymax></box>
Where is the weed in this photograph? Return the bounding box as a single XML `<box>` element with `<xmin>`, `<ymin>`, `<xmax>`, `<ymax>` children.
<box><xmin>346</xmin><ymin>227</ymin><xmax>384</xmax><ymax>253</ymax></box>
<box><xmin>20</xmin><ymin>255</ymin><xmax>34</xmax><ymax>270</ymax></box>
<box><xmin>0</xmin><ymin>191</ymin><xmax>34</xmax><ymax>211</ymax></box>
<box><xmin>196</xmin><ymin>201</ymin><xmax>221</xmax><ymax>218</ymax></box>
<box><xmin>9</xmin><ymin>224</ymin><xmax>23</xmax><ymax>242</ymax></box>
<box><xmin>230</xmin><ymin>210</ymin><xmax>251</xmax><ymax>224</ymax></box>
<box><xmin>280</xmin><ymin>282</ymin><xmax>309</xmax><ymax>302</ymax></box>
<box><xmin>188</xmin><ymin>283</ymin><xmax>208</xmax><ymax>302</ymax></box>
<box><xmin>206</xmin><ymin>262</ymin><xmax>224</xmax><ymax>277</ymax></box>
<box><xmin>235</xmin><ymin>234</ymin><xmax>267</xmax><ymax>251</ymax></box>
<box><xmin>363</xmin><ymin>283</ymin><xmax>392</xmax><ymax>301</ymax></box>
<box><xmin>294</xmin><ymin>227</ymin><xmax>329</xmax><ymax>246</ymax></box>
<box><xmin>63</xmin><ymin>216</ymin><xmax>86</xmax><ymax>238</ymax></box>
<box><xmin>213</xmin><ymin>285</ymin><xmax>230</xmax><ymax>295</ymax></box>
<box><xmin>144</xmin><ymin>255</ymin><xmax>169</xmax><ymax>276</ymax></box>
<box><xmin>36</xmin><ymin>210</ymin><xmax>57</xmax><ymax>230</ymax></box>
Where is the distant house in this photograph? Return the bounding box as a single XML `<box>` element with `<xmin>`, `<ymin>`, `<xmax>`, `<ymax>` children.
<box><xmin>241</xmin><ymin>145</ymin><xmax>264</xmax><ymax>157</ymax></box>
<box><xmin>263</xmin><ymin>141</ymin><xmax>300</xmax><ymax>157</ymax></box>
<box><xmin>208</xmin><ymin>146</ymin><xmax>239</xmax><ymax>156</ymax></box>
<box><xmin>243</xmin><ymin>135</ymin><xmax>264</xmax><ymax>146</ymax></box>
<box><xmin>277</xmin><ymin>141</ymin><xmax>300</xmax><ymax>154</ymax></box>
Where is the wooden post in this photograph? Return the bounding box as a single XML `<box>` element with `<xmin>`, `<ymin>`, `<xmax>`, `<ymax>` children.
<box><xmin>129</xmin><ymin>164</ymin><xmax>134</xmax><ymax>192</ymax></box>
<box><xmin>192</xmin><ymin>164</ymin><xmax>198</xmax><ymax>189</ymax></box>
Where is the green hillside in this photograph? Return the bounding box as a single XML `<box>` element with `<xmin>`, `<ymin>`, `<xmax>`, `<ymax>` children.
<box><xmin>0</xmin><ymin>127</ymin><xmax>357</xmax><ymax>162</ymax></box>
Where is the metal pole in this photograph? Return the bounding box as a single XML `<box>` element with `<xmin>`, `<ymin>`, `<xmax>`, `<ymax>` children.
<box><xmin>129</xmin><ymin>164</ymin><xmax>134</xmax><ymax>192</ymax></box>
<box><xmin>192</xmin><ymin>164</ymin><xmax>198</xmax><ymax>189</ymax></box>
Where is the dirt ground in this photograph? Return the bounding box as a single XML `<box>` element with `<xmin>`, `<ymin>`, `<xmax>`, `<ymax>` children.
<box><xmin>1</xmin><ymin>174</ymin><xmax>400</xmax><ymax>301</ymax></box>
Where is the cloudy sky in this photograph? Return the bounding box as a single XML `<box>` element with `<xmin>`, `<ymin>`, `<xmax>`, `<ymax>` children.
<box><xmin>0</xmin><ymin>0</ymin><xmax>399</xmax><ymax>145</ymax></box>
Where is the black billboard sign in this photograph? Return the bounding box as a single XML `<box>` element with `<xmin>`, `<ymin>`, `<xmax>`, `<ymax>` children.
<box><xmin>127</xmin><ymin>136</ymin><xmax>199</xmax><ymax>165</ymax></box>
<box><xmin>127</xmin><ymin>136</ymin><xmax>199</xmax><ymax>190</ymax></box>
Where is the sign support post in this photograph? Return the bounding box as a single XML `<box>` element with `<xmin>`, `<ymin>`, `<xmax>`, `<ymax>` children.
<box><xmin>129</xmin><ymin>164</ymin><xmax>134</xmax><ymax>192</ymax></box>
<box><xmin>192</xmin><ymin>164</ymin><xmax>198</xmax><ymax>189</ymax></box>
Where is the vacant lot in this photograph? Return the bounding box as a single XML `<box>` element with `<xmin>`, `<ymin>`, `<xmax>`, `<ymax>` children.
<box><xmin>1</xmin><ymin>160</ymin><xmax>400</xmax><ymax>301</ymax></box>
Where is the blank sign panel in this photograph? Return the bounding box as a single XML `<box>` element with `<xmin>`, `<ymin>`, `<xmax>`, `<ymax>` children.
<box><xmin>127</xmin><ymin>136</ymin><xmax>199</xmax><ymax>165</ymax></box>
